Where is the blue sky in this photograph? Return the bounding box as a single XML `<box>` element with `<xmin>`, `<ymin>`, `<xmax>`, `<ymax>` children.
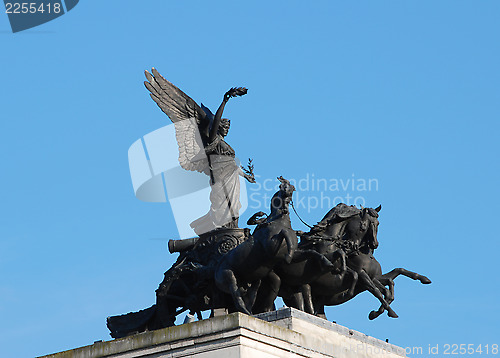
<box><xmin>1</xmin><ymin>1</ymin><xmax>499</xmax><ymax>357</ymax></box>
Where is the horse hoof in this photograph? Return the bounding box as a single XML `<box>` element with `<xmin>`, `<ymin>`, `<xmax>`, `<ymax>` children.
<box><xmin>420</xmin><ymin>276</ymin><xmax>432</xmax><ymax>284</ymax></box>
<box><xmin>388</xmin><ymin>311</ymin><xmax>399</xmax><ymax>318</ymax></box>
<box><xmin>368</xmin><ymin>311</ymin><xmax>378</xmax><ymax>320</ymax></box>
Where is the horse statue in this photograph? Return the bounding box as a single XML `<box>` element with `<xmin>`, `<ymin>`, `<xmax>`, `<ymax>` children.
<box><xmin>313</xmin><ymin>204</ymin><xmax>431</xmax><ymax>319</ymax></box>
<box><xmin>214</xmin><ymin>176</ymin><xmax>337</xmax><ymax>315</ymax></box>
<box><xmin>280</xmin><ymin>203</ymin><xmax>431</xmax><ymax>320</ymax></box>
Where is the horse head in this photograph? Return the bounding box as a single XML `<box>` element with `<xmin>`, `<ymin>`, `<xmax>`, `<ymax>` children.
<box><xmin>359</xmin><ymin>205</ymin><xmax>381</xmax><ymax>250</ymax></box>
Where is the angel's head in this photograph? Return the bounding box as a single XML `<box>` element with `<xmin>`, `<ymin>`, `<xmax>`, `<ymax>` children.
<box><xmin>219</xmin><ymin>119</ymin><xmax>230</xmax><ymax>137</ymax></box>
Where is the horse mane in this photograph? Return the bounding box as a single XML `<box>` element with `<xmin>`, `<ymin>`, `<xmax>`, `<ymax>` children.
<box><xmin>316</xmin><ymin>203</ymin><xmax>360</xmax><ymax>227</ymax></box>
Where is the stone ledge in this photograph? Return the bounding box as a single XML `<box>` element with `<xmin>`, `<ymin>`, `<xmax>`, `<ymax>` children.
<box><xmin>38</xmin><ymin>308</ymin><xmax>407</xmax><ymax>358</ymax></box>
<box><xmin>255</xmin><ymin>307</ymin><xmax>405</xmax><ymax>356</ymax></box>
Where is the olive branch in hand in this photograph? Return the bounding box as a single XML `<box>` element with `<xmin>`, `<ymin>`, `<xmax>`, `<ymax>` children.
<box><xmin>241</xmin><ymin>158</ymin><xmax>255</xmax><ymax>183</ymax></box>
<box><xmin>224</xmin><ymin>87</ymin><xmax>248</xmax><ymax>102</ymax></box>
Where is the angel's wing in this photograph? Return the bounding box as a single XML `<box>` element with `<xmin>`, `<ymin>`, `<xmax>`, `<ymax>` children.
<box><xmin>144</xmin><ymin>68</ymin><xmax>207</xmax><ymax>126</ymax></box>
<box><xmin>173</xmin><ymin>118</ymin><xmax>210</xmax><ymax>174</ymax></box>
<box><xmin>144</xmin><ymin>68</ymin><xmax>209</xmax><ymax>173</ymax></box>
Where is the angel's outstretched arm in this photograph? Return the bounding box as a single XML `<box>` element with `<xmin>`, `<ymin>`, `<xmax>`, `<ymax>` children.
<box><xmin>209</xmin><ymin>92</ymin><xmax>231</xmax><ymax>142</ymax></box>
<box><xmin>209</xmin><ymin>87</ymin><xmax>247</xmax><ymax>142</ymax></box>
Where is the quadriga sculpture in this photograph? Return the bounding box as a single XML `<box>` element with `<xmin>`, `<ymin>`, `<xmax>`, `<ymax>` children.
<box><xmin>107</xmin><ymin>73</ymin><xmax>432</xmax><ymax>338</ymax></box>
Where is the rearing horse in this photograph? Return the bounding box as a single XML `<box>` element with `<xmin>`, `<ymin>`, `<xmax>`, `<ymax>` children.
<box><xmin>308</xmin><ymin>204</ymin><xmax>431</xmax><ymax>319</ymax></box>
<box><xmin>277</xmin><ymin>204</ymin><xmax>391</xmax><ymax>316</ymax></box>
<box><xmin>214</xmin><ymin>177</ymin><xmax>299</xmax><ymax>314</ymax></box>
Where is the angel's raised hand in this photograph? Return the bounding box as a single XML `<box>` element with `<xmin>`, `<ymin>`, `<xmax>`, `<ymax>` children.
<box><xmin>224</xmin><ymin>87</ymin><xmax>248</xmax><ymax>101</ymax></box>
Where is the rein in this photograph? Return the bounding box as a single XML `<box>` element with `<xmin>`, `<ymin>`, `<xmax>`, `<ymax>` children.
<box><xmin>290</xmin><ymin>199</ymin><xmax>313</xmax><ymax>229</ymax></box>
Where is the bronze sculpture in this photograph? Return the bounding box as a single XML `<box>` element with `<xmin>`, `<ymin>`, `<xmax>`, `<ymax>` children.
<box><xmin>144</xmin><ymin>68</ymin><xmax>254</xmax><ymax>234</ymax></box>
<box><xmin>107</xmin><ymin>72</ymin><xmax>431</xmax><ymax>338</ymax></box>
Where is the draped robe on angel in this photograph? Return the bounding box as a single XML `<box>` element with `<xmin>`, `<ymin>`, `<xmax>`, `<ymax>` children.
<box><xmin>190</xmin><ymin>134</ymin><xmax>241</xmax><ymax>234</ymax></box>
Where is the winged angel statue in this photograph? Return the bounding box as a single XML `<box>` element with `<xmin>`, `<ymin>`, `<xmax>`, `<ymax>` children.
<box><xmin>144</xmin><ymin>69</ymin><xmax>255</xmax><ymax>235</ymax></box>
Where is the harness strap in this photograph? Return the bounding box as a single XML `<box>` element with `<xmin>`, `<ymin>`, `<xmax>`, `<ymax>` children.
<box><xmin>290</xmin><ymin>199</ymin><xmax>313</xmax><ymax>229</ymax></box>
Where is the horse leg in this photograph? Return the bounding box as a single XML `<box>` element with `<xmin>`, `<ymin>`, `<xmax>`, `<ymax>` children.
<box><xmin>332</xmin><ymin>248</ymin><xmax>347</xmax><ymax>273</ymax></box>
<box><xmin>367</xmin><ymin>267</ymin><xmax>430</xmax><ymax>320</ymax></box>
<box><xmin>368</xmin><ymin>304</ymin><xmax>385</xmax><ymax>320</ymax></box>
<box><xmin>378</xmin><ymin>277</ymin><xmax>395</xmax><ymax>303</ymax></box>
<box><xmin>367</xmin><ymin>268</ymin><xmax>430</xmax><ymax>320</ymax></box>
<box><xmin>280</xmin><ymin>229</ymin><xmax>298</xmax><ymax>263</ymax></box>
<box><xmin>369</xmin><ymin>279</ymin><xmax>394</xmax><ymax>320</ymax></box>
<box><xmin>215</xmin><ymin>268</ymin><xmax>251</xmax><ymax>315</ymax></box>
<box><xmin>374</xmin><ymin>278</ymin><xmax>391</xmax><ymax>299</ymax></box>
<box><xmin>244</xmin><ymin>279</ymin><xmax>262</xmax><ymax>312</ymax></box>
<box><xmin>291</xmin><ymin>291</ymin><xmax>305</xmax><ymax>311</ymax></box>
<box><xmin>301</xmin><ymin>284</ymin><xmax>314</xmax><ymax>314</ymax></box>
<box><xmin>382</xmin><ymin>268</ymin><xmax>431</xmax><ymax>284</ymax></box>
<box><xmin>285</xmin><ymin>284</ymin><xmax>314</xmax><ymax>314</ymax></box>
<box><xmin>345</xmin><ymin>267</ymin><xmax>359</xmax><ymax>297</ymax></box>
<box><xmin>328</xmin><ymin>267</ymin><xmax>359</xmax><ymax>303</ymax></box>
<box><xmin>313</xmin><ymin>297</ymin><xmax>327</xmax><ymax>319</ymax></box>
<box><xmin>282</xmin><ymin>287</ymin><xmax>303</xmax><ymax>311</ymax></box>
<box><xmin>357</xmin><ymin>270</ymin><xmax>398</xmax><ymax>318</ymax></box>
<box><xmin>292</xmin><ymin>249</ymin><xmax>336</xmax><ymax>271</ymax></box>
<box><xmin>254</xmin><ymin>271</ymin><xmax>281</xmax><ymax>313</ymax></box>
